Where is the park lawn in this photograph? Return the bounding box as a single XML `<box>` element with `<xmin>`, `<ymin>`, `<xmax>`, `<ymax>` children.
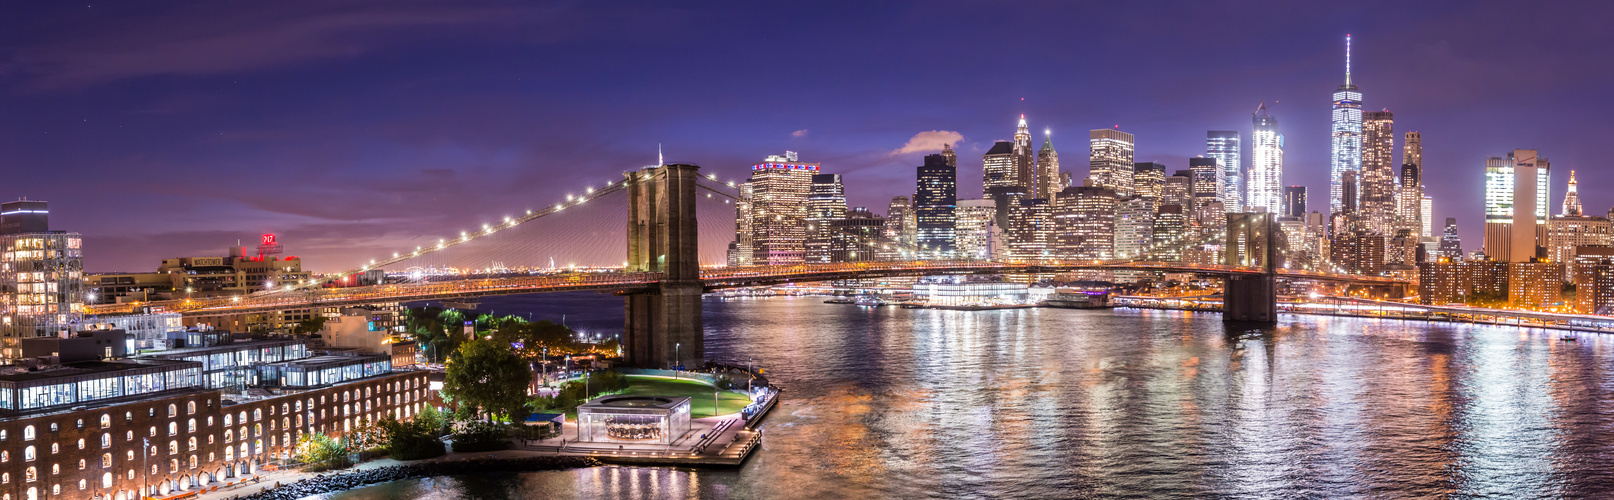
<box><xmin>620</xmin><ymin>375</ymin><xmax>752</xmax><ymax>419</ymax></box>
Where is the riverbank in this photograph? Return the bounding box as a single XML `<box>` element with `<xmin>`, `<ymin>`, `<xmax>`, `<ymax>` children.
<box><xmin>230</xmin><ymin>454</ymin><xmax>599</xmax><ymax>500</ymax></box>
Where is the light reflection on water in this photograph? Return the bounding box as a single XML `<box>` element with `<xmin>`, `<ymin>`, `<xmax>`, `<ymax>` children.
<box><xmin>321</xmin><ymin>295</ymin><xmax>1614</xmax><ymax>499</ymax></box>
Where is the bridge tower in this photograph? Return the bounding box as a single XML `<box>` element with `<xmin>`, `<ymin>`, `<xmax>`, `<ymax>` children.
<box><xmin>1223</xmin><ymin>212</ymin><xmax>1282</xmax><ymax>322</ymax></box>
<box><xmin>623</xmin><ymin>163</ymin><xmax>704</xmax><ymax>368</ymax></box>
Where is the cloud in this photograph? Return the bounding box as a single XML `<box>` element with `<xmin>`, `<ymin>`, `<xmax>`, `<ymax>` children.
<box><xmin>790</xmin><ymin>129</ymin><xmax>809</xmax><ymax>138</ymax></box>
<box><xmin>890</xmin><ymin>130</ymin><xmax>963</xmax><ymax>155</ymax></box>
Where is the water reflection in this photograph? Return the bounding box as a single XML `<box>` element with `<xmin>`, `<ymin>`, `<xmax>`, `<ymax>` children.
<box><xmin>321</xmin><ymin>296</ymin><xmax>1614</xmax><ymax>499</ymax></box>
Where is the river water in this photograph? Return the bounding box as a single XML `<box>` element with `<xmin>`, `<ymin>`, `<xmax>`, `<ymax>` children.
<box><xmin>320</xmin><ymin>294</ymin><xmax>1614</xmax><ymax>499</ymax></box>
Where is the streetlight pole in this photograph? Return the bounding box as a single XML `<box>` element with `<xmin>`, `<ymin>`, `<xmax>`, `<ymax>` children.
<box><xmin>674</xmin><ymin>342</ymin><xmax>681</xmax><ymax>377</ymax></box>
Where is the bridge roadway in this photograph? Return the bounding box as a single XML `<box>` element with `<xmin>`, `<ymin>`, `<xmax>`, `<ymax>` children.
<box><xmin>82</xmin><ymin>260</ymin><xmax>1405</xmax><ymax>317</ymax></box>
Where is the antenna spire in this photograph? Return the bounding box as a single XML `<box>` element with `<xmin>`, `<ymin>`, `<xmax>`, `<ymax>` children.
<box><xmin>1345</xmin><ymin>34</ymin><xmax>1352</xmax><ymax>85</ymax></box>
<box><xmin>658</xmin><ymin>144</ymin><xmax>664</xmax><ymax>166</ymax></box>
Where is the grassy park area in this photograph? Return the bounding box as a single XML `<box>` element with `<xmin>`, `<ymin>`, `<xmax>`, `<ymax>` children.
<box><xmin>618</xmin><ymin>376</ymin><xmax>752</xmax><ymax>419</ymax></box>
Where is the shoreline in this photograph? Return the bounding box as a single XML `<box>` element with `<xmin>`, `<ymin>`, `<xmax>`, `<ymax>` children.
<box><xmin>235</xmin><ymin>455</ymin><xmax>599</xmax><ymax>500</ymax></box>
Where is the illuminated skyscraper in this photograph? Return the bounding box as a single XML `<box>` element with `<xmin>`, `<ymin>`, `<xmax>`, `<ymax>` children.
<box><xmin>1053</xmin><ymin>184</ymin><xmax>1116</xmax><ymax>260</ymax></box>
<box><xmin>1440</xmin><ymin>218</ymin><xmax>1462</xmax><ymax>260</ymax></box>
<box><xmin>1246</xmin><ymin>104</ymin><xmax>1284</xmax><ymax>214</ymax></box>
<box><xmin>1562</xmin><ymin>170</ymin><xmax>1583</xmax><ymax>216</ymax></box>
<box><xmin>1013</xmin><ymin>115</ymin><xmax>1034</xmax><ymax>195</ymax></box>
<box><xmin>1090</xmin><ymin>128</ymin><xmax>1136</xmax><ymax>197</ymax></box>
<box><xmin>884</xmin><ymin>196</ymin><xmax>915</xmax><ymax>254</ymax></box>
<box><xmin>1421</xmin><ymin>195</ymin><xmax>1434</xmax><ymax>239</ymax></box>
<box><xmin>982</xmin><ymin>141</ymin><xmax>1019</xmax><ymax>196</ymax></box>
<box><xmin>1114</xmin><ymin>197</ymin><xmax>1154</xmax><ymax>260</ymax></box>
<box><xmin>1359</xmin><ymin>110</ymin><xmax>1396</xmax><ymax>234</ymax></box>
<box><xmin>1331</xmin><ymin>34</ymin><xmax>1364</xmax><ymax>214</ymax></box>
<box><xmin>1164</xmin><ymin>170</ymin><xmax>1193</xmax><ymax>212</ymax></box>
<box><xmin>1482</xmin><ymin>150</ymin><xmax>1551</xmax><ymax>262</ymax></box>
<box><xmin>1151</xmin><ymin>204</ymin><xmax>1188</xmax><ymax>262</ymax></box>
<box><xmin>748</xmin><ymin>152</ymin><xmax>816</xmax><ymax>265</ymax></box>
<box><xmin>916</xmin><ymin>153</ymin><xmax>958</xmax><ymax>256</ymax></box>
<box><xmin>1008</xmin><ymin>199</ymin><xmax>1052</xmax><ymax>260</ymax></box>
<box><xmin>1034</xmin><ymin>131</ymin><xmax>1060</xmax><ymax>200</ymax></box>
<box><xmin>955</xmin><ymin>199</ymin><xmax>996</xmax><ymax>259</ymax></box>
<box><xmin>1189</xmin><ymin>157</ymin><xmax>1222</xmax><ymax>209</ymax></box>
<box><xmin>0</xmin><ymin>199</ymin><xmax>85</xmax><ymax>359</ymax></box>
<box><xmin>731</xmin><ymin>181</ymin><xmax>754</xmax><ymax>266</ymax></box>
<box><xmin>1207</xmin><ymin>131</ymin><xmax>1242</xmax><ymax>212</ymax></box>
<box><xmin>1399</xmin><ymin>132</ymin><xmax>1424</xmax><ymax>236</ymax></box>
<box><xmin>1132</xmin><ymin>162</ymin><xmax>1167</xmax><ymax>206</ymax></box>
<box><xmin>805</xmin><ymin>173</ymin><xmax>846</xmax><ymax>263</ymax></box>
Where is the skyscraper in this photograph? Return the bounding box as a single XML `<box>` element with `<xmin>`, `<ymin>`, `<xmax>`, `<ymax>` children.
<box><xmin>1207</xmin><ymin>131</ymin><xmax>1242</xmax><ymax>212</ymax></box>
<box><xmin>1482</xmin><ymin>150</ymin><xmax>1551</xmax><ymax>262</ymax></box>
<box><xmin>1008</xmin><ymin>199</ymin><xmax>1052</xmax><ymax>260</ymax></box>
<box><xmin>1053</xmin><ymin>184</ymin><xmax>1117</xmax><ymax>261</ymax></box>
<box><xmin>1132</xmin><ymin>162</ymin><xmax>1167</xmax><ymax>205</ymax></box>
<box><xmin>1563</xmin><ymin>170</ymin><xmax>1583</xmax><ymax>216</ymax></box>
<box><xmin>1189</xmin><ymin>157</ymin><xmax>1222</xmax><ymax>209</ymax></box>
<box><xmin>748</xmin><ymin>153</ymin><xmax>816</xmax><ymax>265</ymax></box>
<box><xmin>916</xmin><ymin>153</ymin><xmax>958</xmax><ymax>256</ymax></box>
<box><xmin>1246</xmin><ymin>104</ymin><xmax>1284</xmax><ymax>213</ymax></box>
<box><xmin>1034</xmin><ymin>131</ymin><xmax>1060</xmax><ymax>200</ymax></box>
<box><xmin>805</xmin><ymin>173</ymin><xmax>847</xmax><ymax>263</ymax></box>
<box><xmin>1421</xmin><ymin>195</ymin><xmax>1435</xmax><ymax>239</ymax></box>
<box><xmin>1283</xmin><ymin>186</ymin><xmax>1307</xmax><ymax>218</ymax></box>
<box><xmin>884</xmin><ymin>196</ymin><xmax>915</xmax><ymax>254</ymax></box>
<box><xmin>1399</xmin><ymin>131</ymin><xmax>1424</xmax><ymax>236</ymax></box>
<box><xmin>1330</xmin><ymin>34</ymin><xmax>1364</xmax><ymax>214</ymax></box>
<box><xmin>1013</xmin><ymin>115</ymin><xmax>1034</xmax><ymax>197</ymax></box>
<box><xmin>1359</xmin><ymin>110</ymin><xmax>1396</xmax><ymax>234</ymax></box>
<box><xmin>1151</xmin><ymin>205</ymin><xmax>1187</xmax><ymax>262</ymax></box>
<box><xmin>1114</xmin><ymin>197</ymin><xmax>1154</xmax><ymax>260</ymax></box>
<box><xmin>955</xmin><ymin>199</ymin><xmax>997</xmax><ymax>260</ymax></box>
<box><xmin>1164</xmin><ymin>170</ymin><xmax>1193</xmax><ymax>212</ymax></box>
<box><xmin>1090</xmin><ymin>128</ymin><xmax>1136</xmax><ymax>197</ymax></box>
<box><xmin>731</xmin><ymin>181</ymin><xmax>754</xmax><ymax>266</ymax></box>
<box><xmin>982</xmin><ymin>141</ymin><xmax>1019</xmax><ymax>196</ymax></box>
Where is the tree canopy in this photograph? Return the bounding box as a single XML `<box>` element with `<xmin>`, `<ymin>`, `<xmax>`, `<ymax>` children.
<box><xmin>441</xmin><ymin>338</ymin><xmax>532</xmax><ymax>421</ymax></box>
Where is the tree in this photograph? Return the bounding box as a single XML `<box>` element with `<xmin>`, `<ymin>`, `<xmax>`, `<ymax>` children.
<box><xmin>441</xmin><ymin>338</ymin><xmax>532</xmax><ymax>421</ymax></box>
<box><xmin>295</xmin><ymin>433</ymin><xmax>351</xmax><ymax>471</ymax></box>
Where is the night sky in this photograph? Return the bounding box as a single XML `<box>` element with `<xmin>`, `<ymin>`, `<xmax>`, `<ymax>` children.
<box><xmin>3</xmin><ymin>1</ymin><xmax>1610</xmax><ymax>272</ymax></box>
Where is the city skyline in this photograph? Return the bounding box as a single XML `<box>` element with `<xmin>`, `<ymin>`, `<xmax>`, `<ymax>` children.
<box><xmin>2</xmin><ymin>2</ymin><xmax>1611</xmax><ymax>272</ymax></box>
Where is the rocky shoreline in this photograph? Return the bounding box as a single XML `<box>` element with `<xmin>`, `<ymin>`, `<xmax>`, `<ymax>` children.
<box><xmin>236</xmin><ymin>455</ymin><xmax>601</xmax><ymax>500</ymax></box>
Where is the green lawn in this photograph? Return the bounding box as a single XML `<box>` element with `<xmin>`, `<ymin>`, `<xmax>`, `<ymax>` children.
<box><xmin>618</xmin><ymin>376</ymin><xmax>751</xmax><ymax>419</ymax></box>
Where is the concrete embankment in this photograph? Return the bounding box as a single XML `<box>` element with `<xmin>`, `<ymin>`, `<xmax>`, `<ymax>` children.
<box><xmin>237</xmin><ymin>456</ymin><xmax>599</xmax><ymax>500</ymax></box>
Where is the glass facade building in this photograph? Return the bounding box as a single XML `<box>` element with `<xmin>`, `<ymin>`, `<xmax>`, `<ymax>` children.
<box><xmin>1331</xmin><ymin>35</ymin><xmax>1363</xmax><ymax>214</ymax></box>
<box><xmin>1247</xmin><ymin>106</ymin><xmax>1284</xmax><ymax>214</ymax></box>
<box><xmin>915</xmin><ymin>154</ymin><xmax>957</xmax><ymax>257</ymax></box>
<box><xmin>1206</xmin><ymin>131</ymin><xmax>1242</xmax><ymax>212</ymax></box>
<box><xmin>1089</xmin><ymin>129</ymin><xmax>1136</xmax><ymax>197</ymax></box>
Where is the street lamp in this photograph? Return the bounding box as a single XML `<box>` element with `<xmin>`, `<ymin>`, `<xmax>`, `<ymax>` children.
<box><xmin>674</xmin><ymin>342</ymin><xmax>681</xmax><ymax>376</ymax></box>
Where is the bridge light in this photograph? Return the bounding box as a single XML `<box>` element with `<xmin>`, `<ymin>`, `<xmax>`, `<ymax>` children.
<box><xmin>727</xmin><ymin>181</ymin><xmax>736</xmax><ymax>187</ymax></box>
<box><xmin>556</xmin><ymin>204</ymin><xmax>564</xmax><ymax>211</ymax></box>
<box><xmin>586</xmin><ymin>187</ymin><xmax>594</xmax><ymax>194</ymax></box>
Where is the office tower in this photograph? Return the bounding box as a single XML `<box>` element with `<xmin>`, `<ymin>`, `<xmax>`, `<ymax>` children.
<box><xmin>1188</xmin><ymin>157</ymin><xmax>1221</xmax><ymax>210</ymax></box>
<box><xmin>1034</xmin><ymin>131</ymin><xmax>1060</xmax><ymax>200</ymax></box>
<box><xmin>916</xmin><ymin>153</ymin><xmax>958</xmax><ymax>257</ymax></box>
<box><xmin>1358</xmin><ymin>110</ymin><xmax>1396</xmax><ymax>234</ymax></box>
<box><xmin>748</xmin><ymin>153</ymin><xmax>816</xmax><ymax>265</ymax></box>
<box><xmin>731</xmin><ymin>181</ymin><xmax>755</xmax><ymax>266</ymax></box>
<box><xmin>1246</xmin><ymin>104</ymin><xmax>1284</xmax><ymax>213</ymax></box>
<box><xmin>1421</xmin><ymin>195</ymin><xmax>1435</xmax><ymax>238</ymax></box>
<box><xmin>1563</xmin><ymin>170</ymin><xmax>1583</xmax><ymax>216</ymax></box>
<box><xmin>982</xmin><ymin>141</ymin><xmax>1019</xmax><ymax>196</ymax></box>
<box><xmin>1059</xmin><ymin>172</ymin><xmax>1072</xmax><ymax>191</ymax></box>
<box><xmin>955</xmin><ymin>199</ymin><xmax>997</xmax><ymax>260</ymax></box>
<box><xmin>1013</xmin><ymin>115</ymin><xmax>1035</xmax><ymax>197</ymax></box>
<box><xmin>1164</xmin><ymin>171</ymin><xmax>1193</xmax><ymax>212</ymax></box>
<box><xmin>884</xmin><ymin>196</ymin><xmax>915</xmax><ymax>255</ymax></box>
<box><xmin>829</xmin><ymin>208</ymin><xmax>887</xmax><ymax>263</ymax></box>
<box><xmin>1090</xmin><ymin>128</ymin><xmax>1136</xmax><ymax>197</ymax></box>
<box><xmin>1114</xmin><ymin>197</ymin><xmax>1155</xmax><ymax>260</ymax></box>
<box><xmin>942</xmin><ymin>142</ymin><xmax>957</xmax><ymax>169</ymax></box>
<box><xmin>1283</xmin><ymin>186</ymin><xmax>1307</xmax><ymax>218</ymax></box>
<box><xmin>1207</xmin><ymin>131</ymin><xmax>1242</xmax><ymax>212</ymax></box>
<box><xmin>1330</xmin><ymin>34</ymin><xmax>1364</xmax><ymax>214</ymax></box>
<box><xmin>1547</xmin><ymin>213</ymin><xmax>1612</xmax><ymax>265</ymax></box>
<box><xmin>805</xmin><ymin>173</ymin><xmax>847</xmax><ymax>263</ymax></box>
<box><xmin>1151</xmin><ymin>204</ymin><xmax>1187</xmax><ymax>262</ymax></box>
<box><xmin>1482</xmin><ymin>150</ymin><xmax>1551</xmax><ymax>262</ymax></box>
<box><xmin>0</xmin><ymin>199</ymin><xmax>85</xmax><ymax>360</ymax></box>
<box><xmin>1572</xmin><ymin>246</ymin><xmax>1614</xmax><ymax>313</ymax></box>
<box><xmin>1440</xmin><ymin>218</ymin><xmax>1462</xmax><ymax>260</ymax></box>
<box><xmin>1132</xmin><ymin>162</ymin><xmax>1167</xmax><ymax>205</ymax></box>
<box><xmin>1052</xmin><ymin>184</ymin><xmax>1117</xmax><ymax>261</ymax></box>
<box><xmin>1007</xmin><ymin>199</ymin><xmax>1052</xmax><ymax>260</ymax></box>
<box><xmin>1398</xmin><ymin>131</ymin><xmax>1424</xmax><ymax>235</ymax></box>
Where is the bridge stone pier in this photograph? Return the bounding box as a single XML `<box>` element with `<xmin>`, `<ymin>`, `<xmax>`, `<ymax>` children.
<box><xmin>1223</xmin><ymin>213</ymin><xmax>1281</xmax><ymax>323</ymax></box>
<box><xmin>623</xmin><ymin>163</ymin><xmax>704</xmax><ymax>369</ymax></box>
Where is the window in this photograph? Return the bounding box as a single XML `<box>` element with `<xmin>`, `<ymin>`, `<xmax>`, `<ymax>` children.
<box><xmin>254</xmin><ymin>409</ymin><xmax>262</xmax><ymax>421</ymax></box>
<box><xmin>124</xmin><ymin>451</ymin><xmax>132</xmax><ymax>461</ymax></box>
<box><xmin>75</xmin><ymin>439</ymin><xmax>83</xmax><ymax>450</ymax></box>
<box><xmin>207</xmin><ymin>416</ymin><xmax>214</xmax><ymax>426</ymax></box>
<box><xmin>48</xmin><ymin>423</ymin><xmax>56</xmax><ymax>432</ymax></box>
<box><xmin>1</xmin><ymin>430</ymin><xmax>6</xmax><ymax>441</ymax></box>
<box><xmin>2</xmin><ymin>451</ymin><xmax>7</xmax><ymax>462</ymax></box>
<box><xmin>188</xmin><ymin>455</ymin><xmax>196</xmax><ymax>469</ymax></box>
<box><xmin>76</xmin><ymin>460</ymin><xmax>84</xmax><ymax>470</ymax></box>
<box><xmin>77</xmin><ymin>479</ymin><xmax>85</xmax><ymax>490</ymax></box>
<box><xmin>101</xmin><ymin>473</ymin><xmax>111</xmax><ymax>488</ymax></box>
<box><xmin>74</xmin><ymin>419</ymin><xmax>82</xmax><ymax>429</ymax></box>
<box><xmin>2</xmin><ymin>473</ymin><xmax>7</xmax><ymax>484</ymax></box>
<box><xmin>124</xmin><ymin>411</ymin><xmax>132</xmax><ymax>422</ymax></box>
<box><xmin>187</xmin><ymin>437</ymin><xmax>196</xmax><ymax>451</ymax></box>
<box><xmin>24</xmin><ymin>467</ymin><xmax>35</xmax><ymax>482</ymax></box>
<box><xmin>187</xmin><ymin>401</ymin><xmax>196</xmax><ymax>415</ymax></box>
<box><xmin>101</xmin><ymin>454</ymin><xmax>110</xmax><ymax>468</ymax></box>
<box><xmin>23</xmin><ymin>426</ymin><xmax>34</xmax><ymax>441</ymax></box>
<box><xmin>224</xmin><ymin>430</ymin><xmax>232</xmax><ymax>443</ymax></box>
<box><xmin>49</xmin><ymin>444</ymin><xmax>57</xmax><ymax>454</ymax></box>
<box><xmin>100</xmin><ymin>415</ymin><xmax>111</xmax><ymax>429</ymax></box>
<box><xmin>168</xmin><ymin>459</ymin><xmax>177</xmax><ymax>473</ymax></box>
<box><xmin>187</xmin><ymin>419</ymin><xmax>196</xmax><ymax>433</ymax></box>
<box><xmin>148</xmin><ymin>427</ymin><xmax>155</xmax><ymax>437</ymax></box>
<box><xmin>50</xmin><ymin>464</ymin><xmax>57</xmax><ymax>475</ymax></box>
<box><xmin>168</xmin><ymin>441</ymin><xmax>177</xmax><ymax>455</ymax></box>
<box><xmin>223</xmin><ymin>415</ymin><xmax>232</xmax><ymax>427</ymax></box>
<box><xmin>23</xmin><ymin>447</ymin><xmax>33</xmax><ymax>461</ymax></box>
<box><xmin>167</xmin><ymin>423</ymin><xmax>176</xmax><ymax>436</ymax></box>
<box><xmin>167</xmin><ymin>404</ymin><xmax>176</xmax><ymax>417</ymax></box>
<box><xmin>125</xmin><ymin>431</ymin><xmax>132</xmax><ymax>442</ymax></box>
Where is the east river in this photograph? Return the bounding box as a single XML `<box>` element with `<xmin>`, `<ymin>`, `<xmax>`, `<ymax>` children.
<box><xmin>316</xmin><ymin>294</ymin><xmax>1614</xmax><ymax>499</ymax></box>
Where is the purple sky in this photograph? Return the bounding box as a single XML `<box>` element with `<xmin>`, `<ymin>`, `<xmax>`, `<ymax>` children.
<box><xmin>3</xmin><ymin>1</ymin><xmax>1610</xmax><ymax>272</ymax></box>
